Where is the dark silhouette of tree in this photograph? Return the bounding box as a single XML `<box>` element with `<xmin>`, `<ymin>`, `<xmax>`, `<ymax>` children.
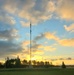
<box><xmin>15</xmin><ymin>56</ymin><xmax>21</xmax><ymax>68</ymax></box>
<box><xmin>32</xmin><ymin>60</ymin><xmax>37</xmax><ymax>65</ymax></box>
<box><xmin>22</xmin><ymin>59</ymin><xmax>27</xmax><ymax>65</ymax></box>
<box><xmin>36</xmin><ymin>61</ymin><xmax>40</xmax><ymax>65</ymax></box>
<box><xmin>40</xmin><ymin>61</ymin><xmax>44</xmax><ymax>67</ymax></box>
<box><xmin>36</xmin><ymin>61</ymin><xmax>44</xmax><ymax>67</ymax></box>
<box><xmin>61</xmin><ymin>62</ymin><xmax>66</xmax><ymax>68</ymax></box>
<box><xmin>0</xmin><ymin>62</ymin><xmax>4</xmax><ymax>68</ymax></box>
<box><xmin>5</xmin><ymin>57</ymin><xmax>17</xmax><ymax>68</ymax></box>
<box><xmin>9</xmin><ymin>59</ymin><xmax>16</xmax><ymax>68</ymax></box>
<box><xmin>45</xmin><ymin>61</ymin><xmax>50</xmax><ymax>68</ymax></box>
<box><xmin>5</xmin><ymin>57</ymin><xmax>10</xmax><ymax>68</ymax></box>
<box><xmin>22</xmin><ymin>59</ymin><xmax>28</xmax><ymax>68</ymax></box>
<box><xmin>0</xmin><ymin>56</ymin><xmax>66</xmax><ymax>69</ymax></box>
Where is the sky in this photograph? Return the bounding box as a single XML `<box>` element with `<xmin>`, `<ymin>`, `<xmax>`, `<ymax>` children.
<box><xmin>0</xmin><ymin>0</ymin><xmax>74</xmax><ymax>65</ymax></box>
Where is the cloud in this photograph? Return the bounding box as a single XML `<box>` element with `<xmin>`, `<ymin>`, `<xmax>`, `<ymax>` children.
<box><xmin>0</xmin><ymin>40</ymin><xmax>23</xmax><ymax>58</ymax></box>
<box><xmin>59</xmin><ymin>38</ymin><xmax>74</xmax><ymax>47</ymax></box>
<box><xmin>31</xmin><ymin>42</ymin><xmax>56</xmax><ymax>52</ymax></box>
<box><xmin>21</xmin><ymin>41</ymin><xmax>43</xmax><ymax>51</ymax></box>
<box><xmin>0</xmin><ymin>29</ymin><xmax>19</xmax><ymax>41</ymax></box>
<box><xmin>34</xmin><ymin>32</ymin><xmax>74</xmax><ymax>47</ymax></box>
<box><xmin>20</xmin><ymin>21</ymin><xmax>30</xmax><ymax>27</ymax></box>
<box><xmin>18</xmin><ymin>0</ymin><xmax>55</xmax><ymax>24</ymax></box>
<box><xmin>57</xmin><ymin>0</ymin><xmax>74</xmax><ymax>20</ymax></box>
<box><xmin>0</xmin><ymin>0</ymin><xmax>74</xmax><ymax>25</ymax></box>
<box><xmin>0</xmin><ymin>15</ymin><xmax>21</xmax><ymax>59</ymax></box>
<box><xmin>0</xmin><ymin>28</ymin><xmax>22</xmax><ymax>59</ymax></box>
<box><xmin>32</xmin><ymin>50</ymin><xmax>44</xmax><ymax>55</ymax></box>
<box><xmin>64</xmin><ymin>24</ymin><xmax>74</xmax><ymax>33</ymax></box>
<box><xmin>21</xmin><ymin>40</ymin><xmax>56</xmax><ymax>60</ymax></box>
<box><xmin>1</xmin><ymin>0</ymin><xmax>56</xmax><ymax>24</ymax></box>
<box><xmin>38</xmin><ymin>32</ymin><xmax>74</xmax><ymax>47</ymax></box>
<box><xmin>22</xmin><ymin>40</ymin><xmax>43</xmax><ymax>50</ymax></box>
<box><xmin>32</xmin><ymin>43</ymin><xmax>43</xmax><ymax>49</ymax></box>
<box><xmin>20</xmin><ymin>41</ymin><xmax>44</xmax><ymax>60</ymax></box>
<box><xmin>43</xmin><ymin>46</ymin><xmax>56</xmax><ymax>52</ymax></box>
<box><xmin>34</xmin><ymin>33</ymin><xmax>44</xmax><ymax>41</ymax></box>
<box><xmin>22</xmin><ymin>40</ymin><xmax>30</xmax><ymax>47</ymax></box>
<box><xmin>44</xmin><ymin>32</ymin><xmax>59</xmax><ymax>41</ymax></box>
<box><xmin>34</xmin><ymin>32</ymin><xmax>59</xmax><ymax>41</ymax></box>
<box><xmin>33</xmin><ymin>33</ymin><xmax>43</xmax><ymax>41</ymax></box>
<box><xmin>0</xmin><ymin>10</ymin><xmax>16</xmax><ymax>25</ymax></box>
<box><xmin>31</xmin><ymin>55</ymin><xmax>43</xmax><ymax>61</ymax></box>
<box><xmin>59</xmin><ymin>57</ymin><xmax>72</xmax><ymax>60</ymax></box>
<box><xmin>0</xmin><ymin>15</ymin><xmax>16</xmax><ymax>25</ymax></box>
<box><xmin>66</xmin><ymin>57</ymin><xmax>72</xmax><ymax>60</ymax></box>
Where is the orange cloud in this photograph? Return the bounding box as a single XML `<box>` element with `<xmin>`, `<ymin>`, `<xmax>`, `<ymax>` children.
<box><xmin>43</xmin><ymin>46</ymin><xmax>56</xmax><ymax>52</ymax></box>
<box><xmin>44</xmin><ymin>32</ymin><xmax>59</xmax><ymax>41</ymax></box>
<box><xmin>34</xmin><ymin>32</ymin><xmax>59</xmax><ymax>42</ymax></box>
<box><xmin>59</xmin><ymin>38</ymin><xmax>74</xmax><ymax>47</ymax></box>
<box><xmin>32</xmin><ymin>50</ymin><xmax>44</xmax><ymax>55</ymax></box>
<box><xmin>31</xmin><ymin>55</ymin><xmax>43</xmax><ymax>61</ymax></box>
<box><xmin>43</xmin><ymin>32</ymin><xmax>74</xmax><ymax>47</ymax></box>
<box><xmin>32</xmin><ymin>42</ymin><xmax>56</xmax><ymax>52</ymax></box>
<box><xmin>22</xmin><ymin>41</ymin><xmax>30</xmax><ymax>46</ymax></box>
<box><xmin>35</xmin><ymin>31</ymin><xmax>74</xmax><ymax>47</ymax></box>
<box><xmin>57</xmin><ymin>0</ymin><xmax>74</xmax><ymax>20</ymax></box>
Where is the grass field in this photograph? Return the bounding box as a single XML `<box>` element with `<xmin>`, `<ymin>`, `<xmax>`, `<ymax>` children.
<box><xmin>0</xmin><ymin>68</ymin><xmax>74</xmax><ymax>75</ymax></box>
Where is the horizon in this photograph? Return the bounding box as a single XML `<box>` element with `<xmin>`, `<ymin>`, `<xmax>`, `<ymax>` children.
<box><xmin>0</xmin><ymin>0</ymin><xmax>74</xmax><ymax>66</ymax></box>
<box><xmin>0</xmin><ymin>56</ymin><xmax>74</xmax><ymax>66</ymax></box>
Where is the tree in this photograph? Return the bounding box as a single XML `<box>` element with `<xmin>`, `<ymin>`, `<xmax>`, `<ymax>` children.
<box><xmin>9</xmin><ymin>59</ymin><xmax>16</xmax><ymax>68</ymax></box>
<box><xmin>36</xmin><ymin>61</ymin><xmax>44</xmax><ymax>67</ymax></box>
<box><xmin>45</xmin><ymin>61</ymin><xmax>50</xmax><ymax>68</ymax></box>
<box><xmin>5</xmin><ymin>57</ymin><xmax>17</xmax><ymax>68</ymax></box>
<box><xmin>32</xmin><ymin>60</ymin><xmax>37</xmax><ymax>65</ymax></box>
<box><xmin>0</xmin><ymin>62</ymin><xmax>4</xmax><ymax>68</ymax></box>
<box><xmin>5</xmin><ymin>57</ymin><xmax>10</xmax><ymax>68</ymax></box>
<box><xmin>36</xmin><ymin>61</ymin><xmax>40</xmax><ymax>67</ymax></box>
<box><xmin>22</xmin><ymin>59</ymin><xmax>28</xmax><ymax>68</ymax></box>
<box><xmin>61</xmin><ymin>62</ymin><xmax>66</xmax><ymax>68</ymax></box>
<box><xmin>22</xmin><ymin>59</ymin><xmax>27</xmax><ymax>65</ymax></box>
<box><xmin>15</xmin><ymin>56</ymin><xmax>21</xmax><ymax>68</ymax></box>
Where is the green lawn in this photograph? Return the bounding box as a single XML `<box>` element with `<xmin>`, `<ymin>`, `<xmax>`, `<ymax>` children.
<box><xmin>0</xmin><ymin>68</ymin><xmax>74</xmax><ymax>75</ymax></box>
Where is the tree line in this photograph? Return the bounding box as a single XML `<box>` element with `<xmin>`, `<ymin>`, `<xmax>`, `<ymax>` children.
<box><xmin>0</xmin><ymin>56</ymin><xmax>66</xmax><ymax>68</ymax></box>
